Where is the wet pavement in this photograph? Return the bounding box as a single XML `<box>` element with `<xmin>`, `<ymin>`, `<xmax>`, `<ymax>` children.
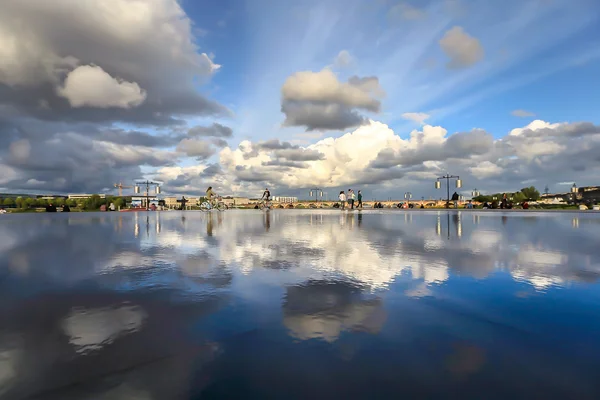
<box><xmin>1</xmin><ymin>210</ymin><xmax>600</xmax><ymax>399</ymax></box>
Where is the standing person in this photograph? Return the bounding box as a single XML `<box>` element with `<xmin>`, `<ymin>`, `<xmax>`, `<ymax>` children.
<box><xmin>357</xmin><ymin>190</ymin><xmax>363</xmax><ymax>209</ymax></box>
<box><xmin>347</xmin><ymin>189</ymin><xmax>355</xmax><ymax>209</ymax></box>
<box><xmin>451</xmin><ymin>192</ymin><xmax>459</xmax><ymax>208</ymax></box>
<box><xmin>339</xmin><ymin>191</ymin><xmax>346</xmax><ymax>210</ymax></box>
<box><xmin>501</xmin><ymin>193</ymin><xmax>508</xmax><ymax>209</ymax></box>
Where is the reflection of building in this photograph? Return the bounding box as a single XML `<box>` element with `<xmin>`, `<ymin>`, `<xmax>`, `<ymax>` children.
<box><xmin>272</xmin><ymin>196</ymin><xmax>298</xmax><ymax>203</ymax></box>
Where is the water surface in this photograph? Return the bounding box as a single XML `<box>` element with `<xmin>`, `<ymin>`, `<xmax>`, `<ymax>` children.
<box><xmin>1</xmin><ymin>210</ymin><xmax>600</xmax><ymax>399</ymax></box>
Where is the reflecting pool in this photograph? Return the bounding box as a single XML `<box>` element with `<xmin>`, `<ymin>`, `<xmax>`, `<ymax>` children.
<box><xmin>1</xmin><ymin>210</ymin><xmax>600</xmax><ymax>399</ymax></box>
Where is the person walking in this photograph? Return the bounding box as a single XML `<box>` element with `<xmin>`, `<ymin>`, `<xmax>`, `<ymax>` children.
<box><xmin>339</xmin><ymin>191</ymin><xmax>346</xmax><ymax>210</ymax></box>
<box><xmin>357</xmin><ymin>190</ymin><xmax>363</xmax><ymax>209</ymax></box>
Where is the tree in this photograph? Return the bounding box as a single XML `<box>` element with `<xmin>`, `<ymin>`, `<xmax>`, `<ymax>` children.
<box><xmin>520</xmin><ymin>186</ymin><xmax>540</xmax><ymax>201</ymax></box>
<box><xmin>24</xmin><ymin>198</ymin><xmax>35</xmax><ymax>208</ymax></box>
<box><xmin>54</xmin><ymin>197</ymin><xmax>65</xmax><ymax>207</ymax></box>
<box><xmin>3</xmin><ymin>198</ymin><xmax>15</xmax><ymax>207</ymax></box>
<box><xmin>114</xmin><ymin>198</ymin><xmax>125</xmax><ymax>209</ymax></box>
<box><xmin>85</xmin><ymin>194</ymin><xmax>102</xmax><ymax>211</ymax></box>
<box><xmin>35</xmin><ymin>199</ymin><xmax>47</xmax><ymax>207</ymax></box>
<box><xmin>66</xmin><ymin>199</ymin><xmax>78</xmax><ymax>208</ymax></box>
<box><xmin>15</xmin><ymin>197</ymin><xmax>24</xmax><ymax>209</ymax></box>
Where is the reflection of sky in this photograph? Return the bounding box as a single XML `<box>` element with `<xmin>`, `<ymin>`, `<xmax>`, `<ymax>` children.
<box><xmin>2</xmin><ymin>211</ymin><xmax>600</xmax><ymax>398</ymax></box>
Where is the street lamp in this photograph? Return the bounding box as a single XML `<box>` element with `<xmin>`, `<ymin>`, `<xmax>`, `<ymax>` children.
<box><xmin>309</xmin><ymin>187</ymin><xmax>323</xmax><ymax>203</ymax></box>
<box><xmin>571</xmin><ymin>183</ymin><xmax>578</xmax><ymax>204</ymax></box>
<box><xmin>404</xmin><ymin>192</ymin><xmax>412</xmax><ymax>200</ymax></box>
<box><xmin>134</xmin><ymin>180</ymin><xmax>162</xmax><ymax>211</ymax></box>
<box><xmin>435</xmin><ymin>174</ymin><xmax>461</xmax><ymax>207</ymax></box>
<box><xmin>472</xmin><ymin>188</ymin><xmax>480</xmax><ymax>198</ymax></box>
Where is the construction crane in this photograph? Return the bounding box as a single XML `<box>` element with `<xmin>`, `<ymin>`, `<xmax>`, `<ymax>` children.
<box><xmin>114</xmin><ymin>182</ymin><xmax>133</xmax><ymax>196</ymax></box>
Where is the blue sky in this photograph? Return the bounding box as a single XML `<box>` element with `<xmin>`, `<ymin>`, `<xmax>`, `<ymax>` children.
<box><xmin>1</xmin><ymin>0</ymin><xmax>600</xmax><ymax>198</ymax></box>
<box><xmin>181</xmin><ymin>0</ymin><xmax>600</xmax><ymax>140</ymax></box>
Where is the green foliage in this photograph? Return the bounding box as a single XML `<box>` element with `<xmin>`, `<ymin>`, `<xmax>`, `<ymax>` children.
<box><xmin>66</xmin><ymin>199</ymin><xmax>78</xmax><ymax>208</ymax></box>
<box><xmin>2</xmin><ymin>198</ymin><xmax>15</xmax><ymax>207</ymax></box>
<box><xmin>54</xmin><ymin>198</ymin><xmax>65</xmax><ymax>207</ymax></box>
<box><xmin>114</xmin><ymin>198</ymin><xmax>125</xmax><ymax>208</ymax></box>
<box><xmin>84</xmin><ymin>194</ymin><xmax>103</xmax><ymax>211</ymax></box>
<box><xmin>24</xmin><ymin>198</ymin><xmax>35</xmax><ymax>208</ymax></box>
<box><xmin>520</xmin><ymin>186</ymin><xmax>540</xmax><ymax>200</ymax></box>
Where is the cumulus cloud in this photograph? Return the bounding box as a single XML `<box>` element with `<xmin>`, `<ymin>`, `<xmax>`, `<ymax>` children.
<box><xmin>188</xmin><ymin>123</ymin><xmax>233</xmax><ymax>138</ymax></box>
<box><xmin>439</xmin><ymin>26</ymin><xmax>484</xmax><ymax>69</ymax></box>
<box><xmin>388</xmin><ymin>2</ymin><xmax>426</xmax><ymax>20</ymax></box>
<box><xmin>0</xmin><ymin>0</ymin><xmax>228</xmax><ymax>124</ymax></box>
<box><xmin>208</xmin><ymin>118</ymin><xmax>600</xmax><ymax>197</ymax></box>
<box><xmin>511</xmin><ymin>109</ymin><xmax>536</xmax><ymax>118</ymax></box>
<box><xmin>402</xmin><ymin>112</ymin><xmax>430</xmax><ymax>125</ymax></box>
<box><xmin>280</xmin><ymin>69</ymin><xmax>384</xmax><ymax>131</ymax></box>
<box><xmin>333</xmin><ymin>50</ymin><xmax>354</xmax><ymax>68</ymax></box>
<box><xmin>57</xmin><ymin>65</ymin><xmax>147</xmax><ymax>108</ymax></box>
<box><xmin>176</xmin><ymin>138</ymin><xmax>217</xmax><ymax>160</ymax></box>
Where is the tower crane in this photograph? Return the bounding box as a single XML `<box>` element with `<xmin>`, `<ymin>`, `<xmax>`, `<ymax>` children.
<box><xmin>114</xmin><ymin>182</ymin><xmax>132</xmax><ymax>196</ymax></box>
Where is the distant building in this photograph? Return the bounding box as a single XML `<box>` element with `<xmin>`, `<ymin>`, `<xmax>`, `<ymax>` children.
<box><xmin>272</xmin><ymin>196</ymin><xmax>298</xmax><ymax>203</ymax></box>
<box><xmin>221</xmin><ymin>197</ymin><xmax>250</xmax><ymax>207</ymax></box>
<box><xmin>131</xmin><ymin>196</ymin><xmax>159</xmax><ymax>208</ymax></box>
<box><xmin>163</xmin><ymin>196</ymin><xmax>200</xmax><ymax>209</ymax></box>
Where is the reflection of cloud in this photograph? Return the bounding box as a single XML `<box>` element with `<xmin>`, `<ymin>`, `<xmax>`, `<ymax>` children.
<box><xmin>405</xmin><ymin>282</ymin><xmax>433</xmax><ymax>298</ymax></box>
<box><xmin>445</xmin><ymin>342</ymin><xmax>486</xmax><ymax>378</ymax></box>
<box><xmin>0</xmin><ymin>348</ymin><xmax>20</xmax><ymax>396</ymax></box>
<box><xmin>282</xmin><ymin>281</ymin><xmax>387</xmax><ymax>343</ymax></box>
<box><xmin>61</xmin><ymin>304</ymin><xmax>147</xmax><ymax>354</ymax></box>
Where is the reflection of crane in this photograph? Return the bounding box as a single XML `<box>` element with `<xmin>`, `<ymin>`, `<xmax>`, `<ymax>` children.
<box><xmin>114</xmin><ymin>182</ymin><xmax>132</xmax><ymax>196</ymax></box>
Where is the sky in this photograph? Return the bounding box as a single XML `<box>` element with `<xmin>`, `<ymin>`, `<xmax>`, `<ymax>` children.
<box><xmin>1</xmin><ymin>0</ymin><xmax>600</xmax><ymax>199</ymax></box>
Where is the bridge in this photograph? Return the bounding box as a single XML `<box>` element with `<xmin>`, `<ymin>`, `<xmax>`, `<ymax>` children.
<box><xmin>256</xmin><ymin>200</ymin><xmax>469</xmax><ymax>209</ymax></box>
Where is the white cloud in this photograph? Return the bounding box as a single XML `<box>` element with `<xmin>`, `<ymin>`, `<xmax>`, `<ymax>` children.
<box><xmin>439</xmin><ymin>26</ymin><xmax>484</xmax><ymax>69</ymax></box>
<box><xmin>401</xmin><ymin>112</ymin><xmax>430</xmax><ymax>125</ymax></box>
<box><xmin>281</xmin><ymin>69</ymin><xmax>384</xmax><ymax>131</ymax></box>
<box><xmin>470</xmin><ymin>161</ymin><xmax>503</xmax><ymax>179</ymax></box>
<box><xmin>57</xmin><ymin>65</ymin><xmax>147</xmax><ymax>108</ymax></box>
<box><xmin>333</xmin><ymin>50</ymin><xmax>354</xmax><ymax>68</ymax></box>
<box><xmin>511</xmin><ymin>109</ymin><xmax>536</xmax><ymax>118</ymax></box>
<box><xmin>388</xmin><ymin>3</ymin><xmax>427</xmax><ymax>20</ymax></box>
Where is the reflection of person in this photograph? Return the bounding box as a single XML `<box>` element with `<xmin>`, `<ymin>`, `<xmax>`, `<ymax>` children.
<box><xmin>206</xmin><ymin>213</ymin><xmax>214</xmax><ymax>236</ymax></box>
<box><xmin>466</xmin><ymin>200</ymin><xmax>474</xmax><ymax>209</ymax></box>
<box><xmin>501</xmin><ymin>193</ymin><xmax>508</xmax><ymax>209</ymax></box>
<box><xmin>62</xmin><ymin>204</ymin><xmax>71</xmax><ymax>212</ymax></box>
<box><xmin>264</xmin><ymin>211</ymin><xmax>271</xmax><ymax>231</ymax></box>
<box><xmin>45</xmin><ymin>203</ymin><xmax>57</xmax><ymax>212</ymax></box>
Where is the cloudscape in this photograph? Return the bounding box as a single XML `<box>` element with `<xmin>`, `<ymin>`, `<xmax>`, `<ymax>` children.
<box><xmin>1</xmin><ymin>0</ymin><xmax>599</xmax><ymax>198</ymax></box>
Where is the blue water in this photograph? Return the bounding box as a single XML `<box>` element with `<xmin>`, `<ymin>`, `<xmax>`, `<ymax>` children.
<box><xmin>1</xmin><ymin>210</ymin><xmax>600</xmax><ymax>399</ymax></box>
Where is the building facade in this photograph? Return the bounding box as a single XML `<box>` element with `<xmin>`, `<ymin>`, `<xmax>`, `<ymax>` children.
<box><xmin>221</xmin><ymin>197</ymin><xmax>250</xmax><ymax>207</ymax></box>
<box><xmin>68</xmin><ymin>194</ymin><xmax>106</xmax><ymax>200</ymax></box>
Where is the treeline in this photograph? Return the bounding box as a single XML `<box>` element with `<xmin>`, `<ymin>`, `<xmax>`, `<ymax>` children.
<box><xmin>3</xmin><ymin>195</ymin><xmax>131</xmax><ymax>211</ymax></box>
<box><xmin>473</xmin><ymin>186</ymin><xmax>540</xmax><ymax>203</ymax></box>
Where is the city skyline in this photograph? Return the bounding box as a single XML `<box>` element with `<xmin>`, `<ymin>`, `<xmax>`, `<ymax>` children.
<box><xmin>1</xmin><ymin>0</ymin><xmax>600</xmax><ymax>198</ymax></box>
